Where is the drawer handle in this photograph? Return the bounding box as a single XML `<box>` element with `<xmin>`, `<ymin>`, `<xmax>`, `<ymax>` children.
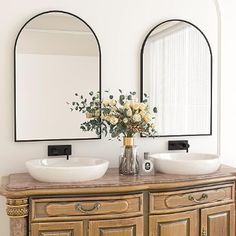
<box><xmin>76</xmin><ymin>202</ymin><xmax>101</xmax><ymax>214</ymax></box>
<box><xmin>188</xmin><ymin>193</ymin><xmax>208</xmax><ymax>203</ymax></box>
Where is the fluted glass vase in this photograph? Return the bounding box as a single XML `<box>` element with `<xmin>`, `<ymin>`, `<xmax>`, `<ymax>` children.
<box><xmin>119</xmin><ymin>137</ymin><xmax>139</xmax><ymax>175</ymax></box>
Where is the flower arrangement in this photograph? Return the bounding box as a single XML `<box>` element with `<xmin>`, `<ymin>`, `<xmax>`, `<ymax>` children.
<box><xmin>69</xmin><ymin>90</ymin><xmax>157</xmax><ymax>139</ymax></box>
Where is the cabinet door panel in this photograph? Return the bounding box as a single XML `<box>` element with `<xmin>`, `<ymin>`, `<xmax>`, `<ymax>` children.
<box><xmin>88</xmin><ymin>217</ymin><xmax>143</xmax><ymax>236</ymax></box>
<box><xmin>31</xmin><ymin>221</ymin><xmax>83</xmax><ymax>236</ymax></box>
<box><xmin>149</xmin><ymin>210</ymin><xmax>198</xmax><ymax>236</ymax></box>
<box><xmin>201</xmin><ymin>204</ymin><xmax>235</xmax><ymax>236</ymax></box>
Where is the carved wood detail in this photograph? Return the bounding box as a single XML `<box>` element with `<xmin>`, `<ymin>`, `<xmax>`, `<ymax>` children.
<box><xmin>31</xmin><ymin>221</ymin><xmax>83</xmax><ymax>236</ymax></box>
<box><xmin>201</xmin><ymin>203</ymin><xmax>235</xmax><ymax>236</ymax></box>
<box><xmin>165</xmin><ymin>188</ymin><xmax>227</xmax><ymax>208</ymax></box>
<box><xmin>46</xmin><ymin>199</ymin><xmax>129</xmax><ymax>216</ymax></box>
<box><xmin>88</xmin><ymin>216</ymin><xmax>143</xmax><ymax>236</ymax></box>
<box><xmin>6</xmin><ymin>198</ymin><xmax>29</xmax><ymax>218</ymax></box>
<box><xmin>150</xmin><ymin>184</ymin><xmax>234</xmax><ymax>214</ymax></box>
<box><xmin>149</xmin><ymin>210</ymin><xmax>199</xmax><ymax>236</ymax></box>
<box><xmin>31</xmin><ymin>194</ymin><xmax>142</xmax><ymax>221</ymax></box>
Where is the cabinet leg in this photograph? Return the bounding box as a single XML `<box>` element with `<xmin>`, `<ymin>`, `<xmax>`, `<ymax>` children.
<box><xmin>10</xmin><ymin>218</ymin><xmax>28</xmax><ymax>236</ymax></box>
<box><xmin>6</xmin><ymin>198</ymin><xmax>29</xmax><ymax>236</ymax></box>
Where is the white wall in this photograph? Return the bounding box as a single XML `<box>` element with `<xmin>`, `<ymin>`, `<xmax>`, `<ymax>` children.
<box><xmin>218</xmin><ymin>0</ymin><xmax>236</xmax><ymax>167</ymax></box>
<box><xmin>0</xmin><ymin>0</ymin><xmax>218</xmax><ymax>235</ymax></box>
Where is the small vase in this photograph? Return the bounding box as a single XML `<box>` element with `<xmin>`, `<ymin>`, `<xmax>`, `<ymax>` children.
<box><xmin>119</xmin><ymin>137</ymin><xmax>139</xmax><ymax>175</ymax></box>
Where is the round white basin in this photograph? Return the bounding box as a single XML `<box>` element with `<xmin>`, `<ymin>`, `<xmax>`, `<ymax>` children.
<box><xmin>26</xmin><ymin>157</ymin><xmax>109</xmax><ymax>182</ymax></box>
<box><xmin>150</xmin><ymin>153</ymin><xmax>221</xmax><ymax>175</ymax></box>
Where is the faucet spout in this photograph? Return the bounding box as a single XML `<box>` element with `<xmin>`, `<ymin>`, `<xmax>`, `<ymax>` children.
<box><xmin>64</xmin><ymin>148</ymin><xmax>71</xmax><ymax>160</ymax></box>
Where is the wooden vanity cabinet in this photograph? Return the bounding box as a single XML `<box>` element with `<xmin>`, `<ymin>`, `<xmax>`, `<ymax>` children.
<box><xmin>149</xmin><ymin>204</ymin><xmax>235</xmax><ymax>236</ymax></box>
<box><xmin>201</xmin><ymin>204</ymin><xmax>235</xmax><ymax>236</ymax></box>
<box><xmin>29</xmin><ymin>194</ymin><xmax>144</xmax><ymax>236</ymax></box>
<box><xmin>31</xmin><ymin>221</ymin><xmax>84</xmax><ymax>236</ymax></box>
<box><xmin>149</xmin><ymin>183</ymin><xmax>235</xmax><ymax>236</ymax></box>
<box><xmin>1</xmin><ymin>166</ymin><xmax>236</xmax><ymax>236</ymax></box>
<box><xmin>149</xmin><ymin>210</ymin><xmax>199</xmax><ymax>236</ymax></box>
<box><xmin>30</xmin><ymin>203</ymin><xmax>235</xmax><ymax>236</ymax></box>
<box><xmin>31</xmin><ymin>217</ymin><xmax>143</xmax><ymax>236</ymax></box>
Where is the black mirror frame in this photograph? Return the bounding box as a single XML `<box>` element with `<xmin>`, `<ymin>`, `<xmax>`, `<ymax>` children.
<box><xmin>14</xmin><ymin>10</ymin><xmax>102</xmax><ymax>142</ymax></box>
<box><xmin>140</xmin><ymin>19</ymin><xmax>213</xmax><ymax>137</ymax></box>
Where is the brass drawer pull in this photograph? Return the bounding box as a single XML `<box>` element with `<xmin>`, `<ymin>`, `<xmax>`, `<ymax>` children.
<box><xmin>202</xmin><ymin>228</ymin><xmax>207</xmax><ymax>236</ymax></box>
<box><xmin>188</xmin><ymin>193</ymin><xmax>208</xmax><ymax>203</ymax></box>
<box><xmin>76</xmin><ymin>202</ymin><xmax>101</xmax><ymax>214</ymax></box>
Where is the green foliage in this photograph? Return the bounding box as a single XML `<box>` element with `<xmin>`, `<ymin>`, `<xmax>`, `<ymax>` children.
<box><xmin>69</xmin><ymin>90</ymin><xmax>158</xmax><ymax>139</ymax></box>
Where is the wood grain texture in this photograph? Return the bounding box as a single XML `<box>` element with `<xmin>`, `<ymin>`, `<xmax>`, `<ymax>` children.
<box><xmin>31</xmin><ymin>194</ymin><xmax>143</xmax><ymax>222</ymax></box>
<box><xmin>10</xmin><ymin>218</ymin><xmax>27</xmax><ymax>236</ymax></box>
<box><xmin>88</xmin><ymin>216</ymin><xmax>143</xmax><ymax>236</ymax></box>
<box><xmin>31</xmin><ymin>221</ymin><xmax>83</xmax><ymax>236</ymax></box>
<box><xmin>201</xmin><ymin>204</ymin><xmax>235</xmax><ymax>236</ymax></box>
<box><xmin>149</xmin><ymin>210</ymin><xmax>199</xmax><ymax>236</ymax></box>
<box><xmin>1</xmin><ymin>165</ymin><xmax>236</xmax><ymax>198</ymax></box>
<box><xmin>150</xmin><ymin>183</ymin><xmax>234</xmax><ymax>213</ymax></box>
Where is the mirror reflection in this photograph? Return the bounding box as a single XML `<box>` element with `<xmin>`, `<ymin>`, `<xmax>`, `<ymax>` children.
<box><xmin>141</xmin><ymin>20</ymin><xmax>212</xmax><ymax>136</ymax></box>
<box><xmin>15</xmin><ymin>11</ymin><xmax>101</xmax><ymax>141</ymax></box>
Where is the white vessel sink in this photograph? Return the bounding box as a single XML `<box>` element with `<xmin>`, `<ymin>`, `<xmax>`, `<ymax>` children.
<box><xmin>26</xmin><ymin>157</ymin><xmax>109</xmax><ymax>183</ymax></box>
<box><xmin>150</xmin><ymin>153</ymin><xmax>221</xmax><ymax>175</ymax></box>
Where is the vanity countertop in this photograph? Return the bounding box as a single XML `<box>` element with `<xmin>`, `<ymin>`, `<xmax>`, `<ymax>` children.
<box><xmin>1</xmin><ymin>165</ymin><xmax>236</xmax><ymax>198</ymax></box>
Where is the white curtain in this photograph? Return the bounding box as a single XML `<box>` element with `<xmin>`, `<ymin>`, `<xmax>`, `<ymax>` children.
<box><xmin>143</xmin><ymin>24</ymin><xmax>211</xmax><ymax>135</ymax></box>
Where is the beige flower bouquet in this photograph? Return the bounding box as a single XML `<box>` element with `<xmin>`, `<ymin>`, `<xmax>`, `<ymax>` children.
<box><xmin>70</xmin><ymin>90</ymin><xmax>157</xmax><ymax>175</ymax></box>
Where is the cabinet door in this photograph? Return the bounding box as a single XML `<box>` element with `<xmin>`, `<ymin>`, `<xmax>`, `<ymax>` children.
<box><xmin>88</xmin><ymin>216</ymin><xmax>143</xmax><ymax>236</ymax></box>
<box><xmin>201</xmin><ymin>204</ymin><xmax>235</xmax><ymax>236</ymax></box>
<box><xmin>149</xmin><ymin>210</ymin><xmax>198</xmax><ymax>236</ymax></box>
<box><xmin>31</xmin><ymin>221</ymin><xmax>83</xmax><ymax>236</ymax></box>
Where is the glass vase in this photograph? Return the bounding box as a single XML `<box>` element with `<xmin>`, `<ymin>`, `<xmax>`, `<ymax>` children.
<box><xmin>119</xmin><ymin>137</ymin><xmax>139</xmax><ymax>175</ymax></box>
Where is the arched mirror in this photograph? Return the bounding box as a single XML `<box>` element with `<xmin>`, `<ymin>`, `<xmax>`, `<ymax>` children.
<box><xmin>141</xmin><ymin>19</ymin><xmax>212</xmax><ymax>137</ymax></box>
<box><xmin>15</xmin><ymin>11</ymin><xmax>101</xmax><ymax>141</ymax></box>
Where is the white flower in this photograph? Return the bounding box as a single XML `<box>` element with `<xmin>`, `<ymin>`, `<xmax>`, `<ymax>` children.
<box><xmin>126</xmin><ymin>109</ymin><xmax>132</xmax><ymax>117</ymax></box>
<box><xmin>111</xmin><ymin>106</ymin><xmax>118</xmax><ymax>111</ymax></box>
<box><xmin>151</xmin><ymin>123</ymin><xmax>155</xmax><ymax>129</ymax></box>
<box><xmin>144</xmin><ymin>114</ymin><xmax>152</xmax><ymax>123</ymax></box>
<box><xmin>86</xmin><ymin>112</ymin><xmax>93</xmax><ymax>118</ymax></box>
<box><xmin>129</xmin><ymin>101</ymin><xmax>134</xmax><ymax>108</ymax></box>
<box><xmin>123</xmin><ymin>118</ymin><xmax>128</xmax><ymax>123</ymax></box>
<box><xmin>110</xmin><ymin>116</ymin><xmax>119</xmax><ymax>125</ymax></box>
<box><xmin>105</xmin><ymin>116</ymin><xmax>110</xmax><ymax>122</ymax></box>
<box><xmin>139</xmin><ymin>103</ymin><xmax>147</xmax><ymax>111</ymax></box>
<box><xmin>132</xmin><ymin>102</ymin><xmax>140</xmax><ymax>110</ymax></box>
<box><xmin>140</xmin><ymin>111</ymin><xmax>146</xmax><ymax>118</ymax></box>
<box><xmin>95</xmin><ymin>110</ymin><xmax>100</xmax><ymax>117</ymax></box>
<box><xmin>133</xmin><ymin>114</ymin><xmax>142</xmax><ymax>122</ymax></box>
<box><xmin>102</xmin><ymin>99</ymin><xmax>109</xmax><ymax>106</ymax></box>
<box><xmin>124</xmin><ymin>102</ymin><xmax>130</xmax><ymax>109</ymax></box>
<box><xmin>109</xmin><ymin>99</ymin><xmax>117</xmax><ymax>106</ymax></box>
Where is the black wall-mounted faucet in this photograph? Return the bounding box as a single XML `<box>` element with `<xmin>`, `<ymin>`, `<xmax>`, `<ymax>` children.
<box><xmin>168</xmin><ymin>140</ymin><xmax>190</xmax><ymax>153</ymax></box>
<box><xmin>48</xmin><ymin>145</ymin><xmax>72</xmax><ymax>160</ymax></box>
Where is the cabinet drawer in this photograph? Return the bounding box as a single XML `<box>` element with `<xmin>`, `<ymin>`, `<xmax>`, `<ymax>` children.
<box><xmin>31</xmin><ymin>194</ymin><xmax>143</xmax><ymax>222</ymax></box>
<box><xmin>150</xmin><ymin>183</ymin><xmax>234</xmax><ymax>214</ymax></box>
